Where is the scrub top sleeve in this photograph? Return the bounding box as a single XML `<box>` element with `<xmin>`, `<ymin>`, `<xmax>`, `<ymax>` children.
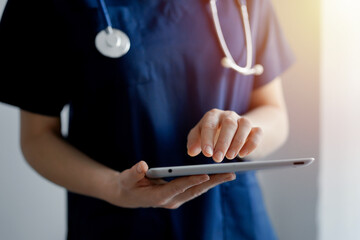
<box><xmin>0</xmin><ymin>0</ymin><xmax>77</xmax><ymax>117</ymax></box>
<box><xmin>253</xmin><ymin>0</ymin><xmax>295</xmax><ymax>89</ymax></box>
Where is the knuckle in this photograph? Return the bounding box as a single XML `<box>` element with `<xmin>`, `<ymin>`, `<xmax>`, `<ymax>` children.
<box><xmin>152</xmin><ymin>195</ymin><xmax>168</xmax><ymax>207</ymax></box>
<box><xmin>253</xmin><ymin>127</ymin><xmax>264</xmax><ymax>137</ymax></box>
<box><xmin>246</xmin><ymin>135</ymin><xmax>257</xmax><ymax>144</ymax></box>
<box><xmin>245</xmin><ymin>139</ymin><xmax>258</xmax><ymax>150</ymax></box>
<box><xmin>238</xmin><ymin>117</ymin><xmax>252</xmax><ymax>128</ymax></box>
<box><xmin>222</xmin><ymin>174</ymin><xmax>236</xmax><ymax>183</ymax></box>
<box><xmin>202</xmin><ymin>121</ymin><xmax>218</xmax><ymax>130</ymax></box>
<box><xmin>187</xmin><ymin>189</ymin><xmax>200</xmax><ymax>199</ymax></box>
<box><xmin>156</xmin><ymin>200</ymin><xmax>167</xmax><ymax>207</ymax></box>
<box><xmin>172</xmin><ymin>183</ymin><xmax>187</xmax><ymax>195</ymax></box>
<box><xmin>189</xmin><ymin>176</ymin><xmax>205</xmax><ymax>186</ymax></box>
<box><xmin>204</xmin><ymin>109</ymin><xmax>217</xmax><ymax>119</ymax></box>
<box><xmin>231</xmin><ymin>137</ymin><xmax>245</xmax><ymax>147</ymax></box>
<box><xmin>250</xmin><ymin>128</ymin><xmax>263</xmax><ymax>144</ymax></box>
<box><xmin>165</xmin><ymin>202</ymin><xmax>181</xmax><ymax>210</ymax></box>
<box><xmin>201</xmin><ymin>188</ymin><xmax>209</xmax><ymax>195</ymax></box>
<box><xmin>209</xmin><ymin>108</ymin><xmax>220</xmax><ymax>114</ymax></box>
<box><xmin>225</xmin><ymin>110</ymin><xmax>239</xmax><ymax>118</ymax></box>
<box><xmin>216</xmin><ymin>137</ymin><xmax>230</xmax><ymax>147</ymax></box>
<box><xmin>203</xmin><ymin>109</ymin><xmax>219</xmax><ymax>120</ymax></box>
<box><xmin>172</xmin><ymin>181</ymin><xmax>191</xmax><ymax>195</ymax></box>
<box><xmin>222</xmin><ymin>116</ymin><xmax>238</xmax><ymax>128</ymax></box>
<box><xmin>191</xmin><ymin>188</ymin><xmax>206</xmax><ymax>198</ymax></box>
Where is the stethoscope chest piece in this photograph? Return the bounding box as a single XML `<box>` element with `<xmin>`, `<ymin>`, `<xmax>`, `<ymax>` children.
<box><xmin>95</xmin><ymin>27</ymin><xmax>130</xmax><ymax>58</ymax></box>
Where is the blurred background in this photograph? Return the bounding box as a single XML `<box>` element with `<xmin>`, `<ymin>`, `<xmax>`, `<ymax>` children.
<box><xmin>0</xmin><ymin>0</ymin><xmax>359</xmax><ymax>239</ymax></box>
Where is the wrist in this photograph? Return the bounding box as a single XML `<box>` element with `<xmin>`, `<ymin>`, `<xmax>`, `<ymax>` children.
<box><xmin>94</xmin><ymin>168</ymin><xmax>122</xmax><ymax>204</ymax></box>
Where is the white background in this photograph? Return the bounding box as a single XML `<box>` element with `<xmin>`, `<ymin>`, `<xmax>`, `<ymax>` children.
<box><xmin>318</xmin><ymin>0</ymin><xmax>360</xmax><ymax>239</ymax></box>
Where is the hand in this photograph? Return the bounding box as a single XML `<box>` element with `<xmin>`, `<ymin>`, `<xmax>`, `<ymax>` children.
<box><xmin>106</xmin><ymin>161</ymin><xmax>236</xmax><ymax>209</ymax></box>
<box><xmin>187</xmin><ymin>109</ymin><xmax>263</xmax><ymax>162</ymax></box>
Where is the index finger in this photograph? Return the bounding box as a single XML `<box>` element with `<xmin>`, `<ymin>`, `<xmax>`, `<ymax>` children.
<box><xmin>187</xmin><ymin>126</ymin><xmax>202</xmax><ymax>157</ymax></box>
<box><xmin>200</xmin><ymin>111</ymin><xmax>221</xmax><ymax>157</ymax></box>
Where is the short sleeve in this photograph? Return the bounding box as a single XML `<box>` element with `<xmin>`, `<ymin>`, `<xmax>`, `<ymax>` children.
<box><xmin>252</xmin><ymin>0</ymin><xmax>295</xmax><ymax>89</ymax></box>
<box><xmin>0</xmin><ymin>0</ymin><xmax>78</xmax><ymax>116</ymax></box>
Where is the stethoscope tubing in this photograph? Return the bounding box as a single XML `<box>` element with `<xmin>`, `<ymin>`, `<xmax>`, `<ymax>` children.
<box><xmin>96</xmin><ymin>0</ymin><xmax>263</xmax><ymax>76</ymax></box>
<box><xmin>210</xmin><ymin>0</ymin><xmax>263</xmax><ymax>75</ymax></box>
<box><xmin>98</xmin><ymin>0</ymin><xmax>112</xmax><ymax>29</ymax></box>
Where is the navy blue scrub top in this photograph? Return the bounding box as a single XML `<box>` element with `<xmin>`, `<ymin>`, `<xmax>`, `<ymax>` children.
<box><xmin>0</xmin><ymin>0</ymin><xmax>294</xmax><ymax>239</ymax></box>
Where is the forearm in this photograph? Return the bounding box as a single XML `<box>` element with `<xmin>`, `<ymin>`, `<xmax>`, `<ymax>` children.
<box><xmin>20</xmin><ymin>130</ymin><xmax>118</xmax><ymax>202</ymax></box>
<box><xmin>243</xmin><ymin>105</ymin><xmax>289</xmax><ymax>159</ymax></box>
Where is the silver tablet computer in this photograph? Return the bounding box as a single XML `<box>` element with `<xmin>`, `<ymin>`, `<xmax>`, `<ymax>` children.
<box><xmin>146</xmin><ymin>157</ymin><xmax>314</xmax><ymax>178</ymax></box>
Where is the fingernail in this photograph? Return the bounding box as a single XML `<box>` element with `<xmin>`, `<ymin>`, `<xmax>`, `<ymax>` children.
<box><xmin>227</xmin><ymin>151</ymin><xmax>235</xmax><ymax>159</ymax></box>
<box><xmin>204</xmin><ymin>145</ymin><xmax>213</xmax><ymax>156</ymax></box>
<box><xmin>239</xmin><ymin>151</ymin><xmax>248</xmax><ymax>158</ymax></box>
<box><xmin>136</xmin><ymin>163</ymin><xmax>143</xmax><ymax>174</ymax></box>
<box><xmin>214</xmin><ymin>151</ymin><xmax>223</xmax><ymax>162</ymax></box>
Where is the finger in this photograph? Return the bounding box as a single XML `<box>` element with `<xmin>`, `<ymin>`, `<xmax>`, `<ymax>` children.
<box><xmin>187</xmin><ymin>126</ymin><xmax>202</xmax><ymax>157</ymax></box>
<box><xmin>239</xmin><ymin>127</ymin><xmax>263</xmax><ymax>158</ymax></box>
<box><xmin>200</xmin><ymin>110</ymin><xmax>221</xmax><ymax>157</ymax></box>
<box><xmin>148</xmin><ymin>178</ymin><xmax>168</xmax><ymax>185</ymax></box>
<box><xmin>121</xmin><ymin>161</ymin><xmax>149</xmax><ymax>186</ymax></box>
<box><xmin>157</xmin><ymin>175</ymin><xmax>210</xmax><ymax>205</ymax></box>
<box><xmin>213</xmin><ymin>113</ymin><xmax>239</xmax><ymax>162</ymax></box>
<box><xmin>163</xmin><ymin>173</ymin><xmax>236</xmax><ymax>209</ymax></box>
<box><xmin>225</xmin><ymin>117</ymin><xmax>252</xmax><ymax>160</ymax></box>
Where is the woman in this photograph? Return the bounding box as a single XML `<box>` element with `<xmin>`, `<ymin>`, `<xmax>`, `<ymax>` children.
<box><xmin>0</xmin><ymin>0</ymin><xmax>294</xmax><ymax>239</ymax></box>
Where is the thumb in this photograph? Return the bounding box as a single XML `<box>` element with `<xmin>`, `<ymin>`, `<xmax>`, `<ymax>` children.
<box><xmin>123</xmin><ymin>161</ymin><xmax>149</xmax><ymax>184</ymax></box>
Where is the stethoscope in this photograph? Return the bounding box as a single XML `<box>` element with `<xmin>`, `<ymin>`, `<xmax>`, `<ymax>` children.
<box><xmin>95</xmin><ymin>0</ymin><xmax>263</xmax><ymax>76</ymax></box>
<box><xmin>95</xmin><ymin>0</ymin><xmax>130</xmax><ymax>58</ymax></box>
